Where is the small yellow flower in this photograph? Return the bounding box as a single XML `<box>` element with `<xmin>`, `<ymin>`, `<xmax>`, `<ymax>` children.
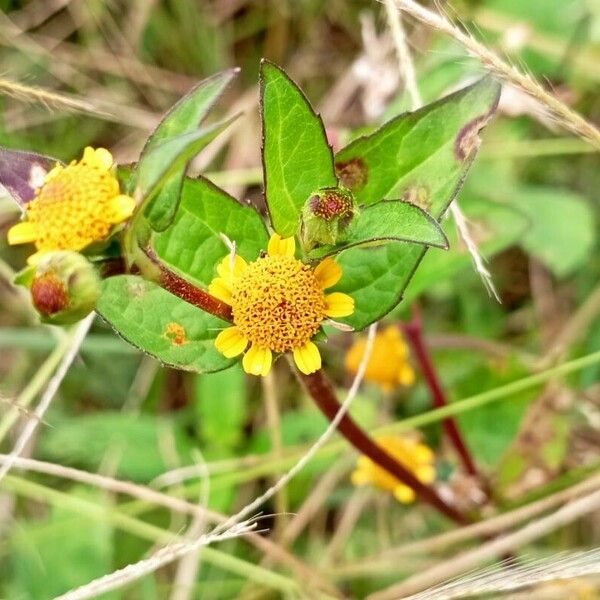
<box><xmin>345</xmin><ymin>325</ymin><xmax>415</xmax><ymax>391</ymax></box>
<box><xmin>210</xmin><ymin>233</ymin><xmax>354</xmax><ymax>377</ymax></box>
<box><xmin>7</xmin><ymin>147</ymin><xmax>135</xmax><ymax>263</ymax></box>
<box><xmin>351</xmin><ymin>435</ymin><xmax>436</xmax><ymax>503</ymax></box>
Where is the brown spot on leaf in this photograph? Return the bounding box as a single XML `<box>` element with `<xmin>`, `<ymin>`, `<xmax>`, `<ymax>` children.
<box><xmin>455</xmin><ymin>113</ymin><xmax>494</xmax><ymax>161</ymax></box>
<box><xmin>402</xmin><ymin>185</ymin><xmax>431</xmax><ymax>211</ymax></box>
<box><xmin>335</xmin><ymin>157</ymin><xmax>368</xmax><ymax>190</ymax></box>
<box><xmin>164</xmin><ymin>322</ymin><xmax>188</xmax><ymax>346</ymax></box>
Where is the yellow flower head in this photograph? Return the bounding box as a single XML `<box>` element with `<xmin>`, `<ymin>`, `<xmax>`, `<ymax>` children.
<box><xmin>7</xmin><ymin>147</ymin><xmax>135</xmax><ymax>263</ymax></box>
<box><xmin>345</xmin><ymin>325</ymin><xmax>415</xmax><ymax>391</ymax></box>
<box><xmin>351</xmin><ymin>435</ymin><xmax>435</xmax><ymax>503</ymax></box>
<box><xmin>210</xmin><ymin>233</ymin><xmax>354</xmax><ymax>377</ymax></box>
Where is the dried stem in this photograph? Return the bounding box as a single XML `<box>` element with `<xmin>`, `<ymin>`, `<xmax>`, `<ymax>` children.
<box><xmin>0</xmin><ymin>313</ymin><xmax>94</xmax><ymax>484</ymax></box>
<box><xmin>369</xmin><ymin>486</ymin><xmax>600</xmax><ymax>600</ymax></box>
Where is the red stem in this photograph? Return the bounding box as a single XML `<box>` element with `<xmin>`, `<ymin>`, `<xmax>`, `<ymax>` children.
<box><xmin>401</xmin><ymin>315</ymin><xmax>483</xmax><ymax>486</ymax></box>
<box><xmin>145</xmin><ymin>248</ymin><xmax>233</xmax><ymax>321</ymax></box>
<box><xmin>296</xmin><ymin>369</ymin><xmax>469</xmax><ymax>525</ymax></box>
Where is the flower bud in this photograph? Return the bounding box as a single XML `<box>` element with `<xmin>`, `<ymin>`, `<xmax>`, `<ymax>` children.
<box><xmin>300</xmin><ymin>187</ymin><xmax>357</xmax><ymax>251</ymax></box>
<box><xmin>18</xmin><ymin>251</ymin><xmax>101</xmax><ymax>324</ymax></box>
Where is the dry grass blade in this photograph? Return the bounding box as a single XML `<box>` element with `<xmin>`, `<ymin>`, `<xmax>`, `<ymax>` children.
<box><xmin>404</xmin><ymin>548</ymin><xmax>600</xmax><ymax>599</ymax></box>
<box><xmin>369</xmin><ymin>487</ymin><xmax>600</xmax><ymax>599</ymax></box>
<box><xmin>383</xmin><ymin>0</ymin><xmax>499</xmax><ymax>299</ymax></box>
<box><xmin>0</xmin><ymin>313</ymin><xmax>94</xmax><ymax>484</ymax></box>
<box><xmin>385</xmin><ymin>0</ymin><xmax>600</xmax><ymax>150</ymax></box>
<box><xmin>0</xmin><ymin>78</ymin><xmax>111</xmax><ymax>118</ymax></box>
<box><xmin>54</xmin><ymin>522</ymin><xmax>259</xmax><ymax>600</ymax></box>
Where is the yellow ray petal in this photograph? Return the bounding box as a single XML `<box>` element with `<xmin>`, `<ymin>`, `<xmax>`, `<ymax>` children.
<box><xmin>208</xmin><ymin>277</ymin><xmax>233</xmax><ymax>304</ymax></box>
<box><xmin>293</xmin><ymin>340</ymin><xmax>322</xmax><ymax>374</ymax></box>
<box><xmin>109</xmin><ymin>195</ymin><xmax>136</xmax><ymax>224</ymax></box>
<box><xmin>217</xmin><ymin>254</ymin><xmax>247</xmax><ymax>280</ymax></box>
<box><xmin>398</xmin><ymin>364</ymin><xmax>415</xmax><ymax>386</ymax></box>
<box><xmin>350</xmin><ymin>469</ymin><xmax>372</xmax><ymax>486</ymax></box>
<box><xmin>83</xmin><ymin>146</ymin><xmax>113</xmax><ymax>170</ymax></box>
<box><xmin>324</xmin><ymin>292</ymin><xmax>354</xmax><ymax>318</ymax></box>
<box><xmin>7</xmin><ymin>221</ymin><xmax>38</xmax><ymax>246</ymax></box>
<box><xmin>242</xmin><ymin>344</ymin><xmax>272</xmax><ymax>376</ymax></box>
<box><xmin>414</xmin><ymin>443</ymin><xmax>434</xmax><ymax>463</ymax></box>
<box><xmin>416</xmin><ymin>465</ymin><xmax>436</xmax><ymax>484</ymax></box>
<box><xmin>313</xmin><ymin>257</ymin><xmax>342</xmax><ymax>289</ymax></box>
<box><xmin>267</xmin><ymin>233</ymin><xmax>295</xmax><ymax>257</ymax></box>
<box><xmin>394</xmin><ymin>484</ymin><xmax>415</xmax><ymax>504</ymax></box>
<box><xmin>215</xmin><ymin>327</ymin><xmax>249</xmax><ymax>358</ymax></box>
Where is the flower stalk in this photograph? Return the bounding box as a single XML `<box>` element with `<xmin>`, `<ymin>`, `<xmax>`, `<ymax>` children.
<box><xmin>295</xmin><ymin>368</ymin><xmax>469</xmax><ymax>525</ymax></box>
<box><xmin>401</xmin><ymin>312</ymin><xmax>487</xmax><ymax>495</ymax></box>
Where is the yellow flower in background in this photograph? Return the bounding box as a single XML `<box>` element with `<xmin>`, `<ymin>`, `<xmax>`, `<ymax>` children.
<box><xmin>210</xmin><ymin>233</ymin><xmax>354</xmax><ymax>377</ymax></box>
<box><xmin>7</xmin><ymin>147</ymin><xmax>135</xmax><ymax>263</ymax></box>
<box><xmin>351</xmin><ymin>435</ymin><xmax>436</xmax><ymax>503</ymax></box>
<box><xmin>345</xmin><ymin>325</ymin><xmax>415</xmax><ymax>391</ymax></box>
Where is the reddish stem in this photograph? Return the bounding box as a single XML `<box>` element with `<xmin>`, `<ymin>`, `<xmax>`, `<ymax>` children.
<box><xmin>401</xmin><ymin>314</ymin><xmax>485</xmax><ymax>488</ymax></box>
<box><xmin>146</xmin><ymin>248</ymin><xmax>233</xmax><ymax>322</ymax></box>
<box><xmin>296</xmin><ymin>369</ymin><xmax>469</xmax><ymax>525</ymax></box>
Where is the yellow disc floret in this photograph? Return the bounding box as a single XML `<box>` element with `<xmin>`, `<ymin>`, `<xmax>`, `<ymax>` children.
<box><xmin>210</xmin><ymin>233</ymin><xmax>355</xmax><ymax>377</ymax></box>
<box><xmin>231</xmin><ymin>255</ymin><xmax>326</xmax><ymax>353</ymax></box>
<box><xmin>7</xmin><ymin>147</ymin><xmax>135</xmax><ymax>263</ymax></box>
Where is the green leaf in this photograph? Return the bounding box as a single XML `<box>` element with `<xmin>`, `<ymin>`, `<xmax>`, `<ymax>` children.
<box><xmin>260</xmin><ymin>60</ymin><xmax>337</xmax><ymax>236</ymax></box>
<box><xmin>333</xmin><ymin>77</ymin><xmax>502</xmax><ymax>329</ymax></box>
<box><xmin>335</xmin><ymin>76</ymin><xmax>501</xmax><ymax>207</ymax></box>
<box><xmin>139</xmin><ymin>68</ymin><xmax>239</xmax><ymax>231</ymax></box>
<box><xmin>97</xmin><ymin>275</ymin><xmax>232</xmax><ymax>373</ymax></box>
<box><xmin>308</xmin><ymin>199</ymin><xmax>448</xmax><ymax>259</ymax></box>
<box><xmin>456</xmin><ymin>360</ymin><xmax>537</xmax><ymax>467</ymax></box>
<box><xmin>135</xmin><ymin>117</ymin><xmax>238</xmax><ymax>210</ymax></box>
<box><xmin>513</xmin><ymin>186</ymin><xmax>595</xmax><ymax>277</ymax></box>
<box><xmin>153</xmin><ymin>177</ymin><xmax>269</xmax><ymax>286</ymax></box>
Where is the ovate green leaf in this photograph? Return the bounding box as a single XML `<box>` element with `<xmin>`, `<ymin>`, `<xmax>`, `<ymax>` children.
<box><xmin>260</xmin><ymin>60</ymin><xmax>337</xmax><ymax>236</ymax></box>
<box><xmin>513</xmin><ymin>186</ymin><xmax>595</xmax><ymax>277</ymax></box>
<box><xmin>136</xmin><ymin>117</ymin><xmax>238</xmax><ymax>207</ymax></box>
<box><xmin>97</xmin><ymin>275</ymin><xmax>232</xmax><ymax>373</ymax></box>
<box><xmin>154</xmin><ymin>177</ymin><xmax>269</xmax><ymax>285</ymax></box>
<box><xmin>139</xmin><ymin>68</ymin><xmax>238</xmax><ymax>231</ymax></box>
<box><xmin>309</xmin><ymin>199</ymin><xmax>448</xmax><ymax>259</ymax></box>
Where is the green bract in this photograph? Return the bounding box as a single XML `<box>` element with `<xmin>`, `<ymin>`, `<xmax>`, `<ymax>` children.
<box><xmin>96</xmin><ymin>62</ymin><xmax>501</xmax><ymax>373</ymax></box>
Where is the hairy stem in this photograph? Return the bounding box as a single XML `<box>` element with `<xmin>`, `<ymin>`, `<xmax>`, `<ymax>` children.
<box><xmin>145</xmin><ymin>247</ymin><xmax>233</xmax><ymax>321</ymax></box>
<box><xmin>296</xmin><ymin>368</ymin><xmax>469</xmax><ymax>525</ymax></box>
